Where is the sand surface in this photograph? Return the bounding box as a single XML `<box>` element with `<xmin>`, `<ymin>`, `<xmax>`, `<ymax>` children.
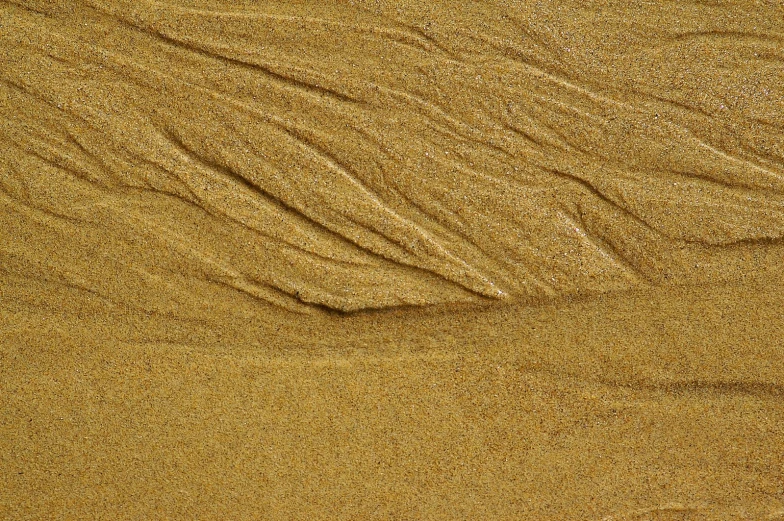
<box><xmin>2</xmin><ymin>0</ymin><xmax>784</xmax><ymax>518</ymax></box>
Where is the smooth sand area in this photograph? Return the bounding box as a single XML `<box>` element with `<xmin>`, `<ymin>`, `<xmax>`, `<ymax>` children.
<box><xmin>2</xmin><ymin>0</ymin><xmax>783</xmax><ymax>519</ymax></box>
<box><xmin>3</xmin><ymin>272</ymin><xmax>784</xmax><ymax>519</ymax></box>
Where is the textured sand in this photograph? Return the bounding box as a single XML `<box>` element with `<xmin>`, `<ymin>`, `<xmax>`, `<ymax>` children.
<box><xmin>2</xmin><ymin>0</ymin><xmax>784</xmax><ymax>519</ymax></box>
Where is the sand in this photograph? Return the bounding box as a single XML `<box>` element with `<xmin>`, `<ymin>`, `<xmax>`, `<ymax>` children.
<box><xmin>2</xmin><ymin>0</ymin><xmax>784</xmax><ymax>519</ymax></box>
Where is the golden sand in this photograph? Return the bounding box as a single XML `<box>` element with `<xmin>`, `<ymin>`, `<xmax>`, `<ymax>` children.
<box><xmin>2</xmin><ymin>0</ymin><xmax>783</xmax><ymax>518</ymax></box>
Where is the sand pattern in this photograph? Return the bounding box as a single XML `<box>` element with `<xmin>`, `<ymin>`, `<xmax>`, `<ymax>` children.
<box><xmin>2</xmin><ymin>1</ymin><xmax>784</xmax><ymax>519</ymax></box>
<box><xmin>3</xmin><ymin>0</ymin><xmax>783</xmax><ymax>313</ymax></box>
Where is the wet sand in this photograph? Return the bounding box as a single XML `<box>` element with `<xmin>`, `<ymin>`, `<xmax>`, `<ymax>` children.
<box><xmin>2</xmin><ymin>0</ymin><xmax>784</xmax><ymax>519</ymax></box>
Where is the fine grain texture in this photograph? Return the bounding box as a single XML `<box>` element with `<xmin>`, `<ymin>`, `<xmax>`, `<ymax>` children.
<box><xmin>1</xmin><ymin>0</ymin><xmax>783</xmax><ymax>519</ymax></box>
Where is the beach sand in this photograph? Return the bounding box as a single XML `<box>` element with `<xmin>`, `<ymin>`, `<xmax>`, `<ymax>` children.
<box><xmin>2</xmin><ymin>0</ymin><xmax>783</xmax><ymax>518</ymax></box>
